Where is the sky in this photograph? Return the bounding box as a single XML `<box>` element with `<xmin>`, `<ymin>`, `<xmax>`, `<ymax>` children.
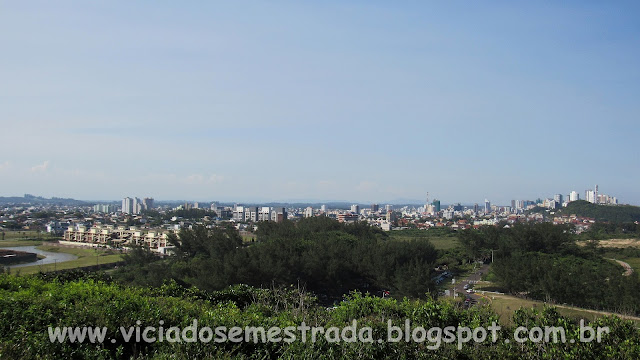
<box><xmin>1</xmin><ymin>1</ymin><xmax>639</xmax><ymax>205</ymax></box>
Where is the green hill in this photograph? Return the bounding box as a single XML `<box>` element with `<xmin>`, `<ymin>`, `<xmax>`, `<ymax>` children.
<box><xmin>560</xmin><ymin>200</ymin><xmax>640</xmax><ymax>223</ymax></box>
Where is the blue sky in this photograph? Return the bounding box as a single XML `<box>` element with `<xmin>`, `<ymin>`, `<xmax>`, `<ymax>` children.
<box><xmin>1</xmin><ymin>1</ymin><xmax>639</xmax><ymax>205</ymax></box>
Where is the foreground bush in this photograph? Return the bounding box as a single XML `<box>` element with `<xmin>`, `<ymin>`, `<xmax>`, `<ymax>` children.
<box><xmin>0</xmin><ymin>275</ymin><xmax>639</xmax><ymax>359</ymax></box>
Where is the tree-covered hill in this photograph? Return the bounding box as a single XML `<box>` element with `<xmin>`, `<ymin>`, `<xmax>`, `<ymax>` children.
<box><xmin>559</xmin><ymin>200</ymin><xmax>640</xmax><ymax>223</ymax></box>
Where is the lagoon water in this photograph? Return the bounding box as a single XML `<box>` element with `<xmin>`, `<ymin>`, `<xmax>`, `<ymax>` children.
<box><xmin>0</xmin><ymin>246</ymin><xmax>77</xmax><ymax>269</ymax></box>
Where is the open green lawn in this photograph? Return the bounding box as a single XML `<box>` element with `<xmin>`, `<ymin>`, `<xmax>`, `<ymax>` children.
<box><xmin>389</xmin><ymin>230</ymin><xmax>460</xmax><ymax>250</ymax></box>
<box><xmin>9</xmin><ymin>245</ymin><xmax>124</xmax><ymax>275</ymax></box>
<box><xmin>624</xmin><ymin>257</ymin><xmax>640</xmax><ymax>272</ymax></box>
<box><xmin>0</xmin><ymin>240</ymin><xmax>44</xmax><ymax>247</ymax></box>
<box><xmin>1</xmin><ymin>230</ymin><xmax>50</xmax><ymax>239</ymax></box>
<box><xmin>479</xmin><ymin>292</ymin><xmax>640</xmax><ymax>327</ymax></box>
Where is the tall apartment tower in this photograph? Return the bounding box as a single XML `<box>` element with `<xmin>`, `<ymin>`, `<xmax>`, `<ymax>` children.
<box><xmin>569</xmin><ymin>191</ymin><xmax>579</xmax><ymax>202</ymax></box>
<box><xmin>554</xmin><ymin>194</ymin><xmax>563</xmax><ymax>205</ymax></box>
<box><xmin>594</xmin><ymin>185</ymin><xmax>599</xmax><ymax>204</ymax></box>
<box><xmin>132</xmin><ymin>197</ymin><xmax>142</xmax><ymax>214</ymax></box>
<box><xmin>142</xmin><ymin>197</ymin><xmax>154</xmax><ymax>211</ymax></box>
<box><xmin>484</xmin><ymin>199</ymin><xmax>491</xmax><ymax>214</ymax></box>
<box><xmin>432</xmin><ymin>199</ymin><xmax>441</xmax><ymax>212</ymax></box>
<box><xmin>122</xmin><ymin>197</ymin><xmax>133</xmax><ymax>214</ymax></box>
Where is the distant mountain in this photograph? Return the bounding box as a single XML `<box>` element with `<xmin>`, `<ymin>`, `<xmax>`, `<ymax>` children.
<box><xmin>0</xmin><ymin>194</ymin><xmax>86</xmax><ymax>206</ymax></box>
<box><xmin>559</xmin><ymin>200</ymin><xmax>640</xmax><ymax>223</ymax></box>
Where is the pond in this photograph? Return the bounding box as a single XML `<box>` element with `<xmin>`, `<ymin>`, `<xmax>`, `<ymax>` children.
<box><xmin>0</xmin><ymin>246</ymin><xmax>78</xmax><ymax>269</ymax></box>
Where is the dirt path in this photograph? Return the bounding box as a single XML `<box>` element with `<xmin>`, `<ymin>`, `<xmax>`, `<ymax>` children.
<box><xmin>611</xmin><ymin>258</ymin><xmax>634</xmax><ymax>276</ymax></box>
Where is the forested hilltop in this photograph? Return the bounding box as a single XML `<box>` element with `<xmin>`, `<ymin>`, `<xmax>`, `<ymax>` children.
<box><xmin>558</xmin><ymin>200</ymin><xmax>640</xmax><ymax>223</ymax></box>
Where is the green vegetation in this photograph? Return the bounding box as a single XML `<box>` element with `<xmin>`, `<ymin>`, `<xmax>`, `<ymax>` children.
<box><xmin>388</xmin><ymin>228</ymin><xmax>460</xmax><ymax>250</ymax></box>
<box><xmin>459</xmin><ymin>223</ymin><xmax>640</xmax><ymax>315</ymax></box>
<box><xmin>1</xmin><ymin>230</ymin><xmax>47</xmax><ymax>240</ymax></box>
<box><xmin>577</xmin><ymin>221</ymin><xmax>640</xmax><ymax>241</ymax></box>
<box><xmin>0</xmin><ymin>240</ymin><xmax>44</xmax><ymax>247</ymax></box>
<box><xmin>114</xmin><ymin>217</ymin><xmax>440</xmax><ymax>298</ymax></box>
<box><xmin>560</xmin><ymin>200</ymin><xmax>640</xmax><ymax>223</ymax></box>
<box><xmin>1</xmin><ymin>274</ymin><xmax>639</xmax><ymax>359</ymax></box>
<box><xmin>11</xmin><ymin>246</ymin><xmax>123</xmax><ymax>275</ymax></box>
<box><xmin>486</xmin><ymin>293</ymin><xmax>640</xmax><ymax>327</ymax></box>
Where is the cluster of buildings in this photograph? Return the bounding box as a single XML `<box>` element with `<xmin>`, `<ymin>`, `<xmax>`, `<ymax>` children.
<box><xmin>62</xmin><ymin>225</ymin><xmax>172</xmax><ymax>253</ymax></box>
<box><xmin>511</xmin><ymin>185</ymin><xmax>618</xmax><ymax>212</ymax></box>
<box><xmin>231</xmin><ymin>206</ymin><xmax>287</xmax><ymax>223</ymax></box>
<box><xmin>121</xmin><ymin>197</ymin><xmax>154</xmax><ymax>215</ymax></box>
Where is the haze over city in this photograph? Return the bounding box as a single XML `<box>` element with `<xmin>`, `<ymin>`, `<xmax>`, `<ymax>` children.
<box><xmin>1</xmin><ymin>1</ymin><xmax>639</xmax><ymax>204</ymax></box>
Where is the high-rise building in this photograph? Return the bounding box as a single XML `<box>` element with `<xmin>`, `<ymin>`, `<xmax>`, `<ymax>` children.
<box><xmin>122</xmin><ymin>197</ymin><xmax>133</xmax><ymax>214</ymax></box>
<box><xmin>385</xmin><ymin>204</ymin><xmax>393</xmax><ymax>212</ymax></box>
<box><xmin>304</xmin><ymin>207</ymin><xmax>313</xmax><ymax>218</ymax></box>
<box><xmin>554</xmin><ymin>194</ymin><xmax>563</xmax><ymax>205</ymax></box>
<box><xmin>586</xmin><ymin>190</ymin><xmax>595</xmax><ymax>203</ymax></box>
<box><xmin>351</xmin><ymin>204</ymin><xmax>360</xmax><ymax>214</ymax></box>
<box><xmin>594</xmin><ymin>185</ymin><xmax>599</xmax><ymax>204</ymax></box>
<box><xmin>233</xmin><ymin>205</ymin><xmax>245</xmax><ymax>222</ymax></box>
<box><xmin>569</xmin><ymin>191</ymin><xmax>579</xmax><ymax>202</ymax></box>
<box><xmin>484</xmin><ymin>199</ymin><xmax>491</xmax><ymax>214</ymax></box>
<box><xmin>511</xmin><ymin>200</ymin><xmax>516</xmax><ymax>210</ymax></box>
<box><xmin>473</xmin><ymin>203</ymin><xmax>479</xmax><ymax>213</ymax></box>
<box><xmin>271</xmin><ymin>207</ymin><xmax>287</xmax><ymax>222</ymax></box>
<box><xmin>259</xmin><ymin>207</ymin><xmax>271</xmax><ymax>221</ymax></box>
<box><xmin>142</xmin><ymin>197</ymin><xmax>154</xmax><ymax>211</ymax></box>
<box><xmin>432</xmin><ymin>199</ymin><xmax>441</xmax><ymax>212</ymax></box>
<box><xmin>320</xmin><ymin>204</ymin><xmax>327</xmax><ymax>213</ymax></box>
<box><xmin>371</xmin><ymin>204</ymin><xmax>379</xmax><ymax>213</ymax></box>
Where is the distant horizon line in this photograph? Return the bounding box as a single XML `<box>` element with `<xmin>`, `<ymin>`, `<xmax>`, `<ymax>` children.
<box><xmin>0</xmin><ymin>194</ymin><xmax>635</xmax><ymax>207</ymax></box>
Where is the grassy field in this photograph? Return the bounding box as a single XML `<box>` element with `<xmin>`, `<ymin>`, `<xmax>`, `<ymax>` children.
<box><xmin>477</xmin><ymin>292</ymin><xmax>640</xmax><ymax>327</ymax></box>
<box><xmin>624</xmin><ymin>258</ymin><xmax>640</xmax><ymax>272</ymax></box>
<box><xmin>0</xmin><ymin>240</ymin><xmax>45</xmax><ymax>247</ymax></box>
<box><xmin>0</xmin><ymin>230</ymin><xmax>59</xmax><ymax>247</ymax></box>
<box><xmin>9</xmin><ymin>245</ymin><xmax>124</xmax><ymax>275</ymax></box>
<box><xmin>1</xmin><ymin>230</ymin><xmax>52</xmax><ymax>240</ymax></box>
<box><xmin>389</xmin><ymin>229</ymin><xmax>460</xmax><ymax>250</ymax></box>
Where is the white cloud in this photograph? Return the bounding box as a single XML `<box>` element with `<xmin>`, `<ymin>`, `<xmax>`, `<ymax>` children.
<box><xmin>184</xmin><ymin>174</ymin><xmax>205</xmax><ymax>184</ymax></box>
<box><xmin>31</xmin><ymin>161</ymin><xmax>50</xmax><ymax>173</ymax></box>
<box><xmin>208</xmin><ymin>174</ymin><xmax>224</xmax><ymax>183</ymax></box>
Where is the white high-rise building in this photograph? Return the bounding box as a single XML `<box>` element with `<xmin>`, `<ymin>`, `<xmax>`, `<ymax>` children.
<box><xmin>320</xmin><ymin>204</ymin><xmax>327</xmax><ymax>213</ymax></box>
<box><xmin>585</xmin><ymin>190</ymin><xmax>596</xmax><ymax>203</ymax></box>
<box><xmin>351</xmin><ymin>204</ymin><xmax>360</xmax><ymax>214</ymax></box>
<box><xmin>484</xmin><ymin>199</ymin><xmax>491</xmax><ymax>214</ymax></box>
<box><xmin>122</xmin><ymin>197</ymin><xmax>133</xmax><ymax>214</ymax></box>
<box><xmin>569</xmin><ymin>191</ymin><xmax>579</xmax><ymax>202</ymax></box>
<box><xmin>304</xmin><ymin>207</ymin><xmax>313</xmax><ymax>218</ymax></box>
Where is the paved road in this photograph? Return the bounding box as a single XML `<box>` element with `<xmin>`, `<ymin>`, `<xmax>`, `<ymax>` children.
<box><xmin>450</xmin><ymin>263</ymin><xmax>490</xmax><ymax>307</ymax></box>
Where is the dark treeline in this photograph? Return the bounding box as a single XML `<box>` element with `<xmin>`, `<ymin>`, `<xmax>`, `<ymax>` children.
<box><xmin>560</xmin><ymin>200</ymin><xmax>640</xmax><ymax>223</ymax></box>
<box><xmin>459</xmin><ymin>223</ymin><xmax>640</xmax><ymax>315</ymax></box>
<box><xmin>579</xmin><ymin>221</ymin><xmax>640</xmax><ymax>240</ymax></box>
<box><xmin>115</xmin><ymin>217</ymin><xmax>439</xmax><ymax>299</ymax></box>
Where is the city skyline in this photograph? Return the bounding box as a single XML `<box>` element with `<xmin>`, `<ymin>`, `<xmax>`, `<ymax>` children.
<box><xmin>1</xmin><ymin>1</ymin><xmax>639</xmax><ymax>205</ymax></box>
